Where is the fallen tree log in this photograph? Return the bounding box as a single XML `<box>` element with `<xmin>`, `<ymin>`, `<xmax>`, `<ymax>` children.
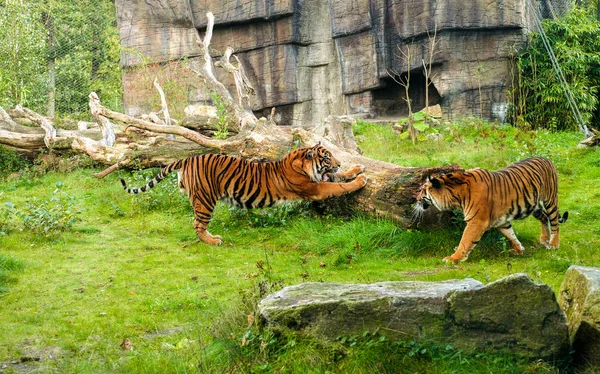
<box><xmin>0</xmin><ymin>11</ymin><xmax>459</xmax><ymax>228</ymax></box>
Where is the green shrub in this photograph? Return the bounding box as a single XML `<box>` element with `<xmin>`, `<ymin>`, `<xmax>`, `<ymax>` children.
<box><xmin>8</xmin><ymin>181</ymin><xmax>80</xmax><ymax>236</ymax></box>
<box><xmin>122</xmin><ymin>168</ymin><xmax>189</xmax><ymax>214</ymax></box>
<box><xmin>228</xmin><ymin>202</ymin><xmax>311</xmax><ymax>228</ymax></box>
<box><xmin>0</xmin><ymin>146</ymin><xmax>30</xmax><ymax>178</ymax></box>
<box><xmin>510</xmin><ymin>7</ymin><xmax>600</xmax><ymax>130</ymax></box>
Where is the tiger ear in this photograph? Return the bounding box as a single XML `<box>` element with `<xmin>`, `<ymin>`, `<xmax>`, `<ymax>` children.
<box><xmin>430</xmin><ymin>177</ymin><xmax>442</xmax><ymax>189</ymax></box>
<box><xmin>306</xmin><ymin>150</ymin><xmax>315</xmax><ymax>160</ymax></box>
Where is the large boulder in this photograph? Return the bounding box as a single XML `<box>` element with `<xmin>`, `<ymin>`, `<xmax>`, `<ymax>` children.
<box><xmin>258</xmin><ymin>273</ymin><xmax>569</xmax><ymax>360</ymax></box>
<box><xmin>559</xmin><ymin>265</ymin><xmax>600</xmax><ymax>368</ymax></box>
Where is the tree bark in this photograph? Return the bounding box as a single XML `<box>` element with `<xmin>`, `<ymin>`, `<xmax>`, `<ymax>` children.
<box><xmin>0</xmin><ymin>12</ymin><xmax>457</xmax><ymax>228</ymax></box>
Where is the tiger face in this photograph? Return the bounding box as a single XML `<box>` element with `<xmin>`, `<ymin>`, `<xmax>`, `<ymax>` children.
<box><xmin>416</xmin><ymin>173</ymin><xmax>467</xmax><ymax>212</ymax></box>
<box><xmin>302</xmin><ymin>144</ymin><xmax>341</xmax><ymax>183</ymax></box>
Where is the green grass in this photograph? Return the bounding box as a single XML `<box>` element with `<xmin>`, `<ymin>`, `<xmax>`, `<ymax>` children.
<box><xmin>1</xmin><ymin>119</ymin><xmax>599</xmax><ymax>373</ymax></box>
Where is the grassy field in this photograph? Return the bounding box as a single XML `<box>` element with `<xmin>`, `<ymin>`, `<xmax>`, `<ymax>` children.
<box><xmin>1</xmin><ymin>119</ymin><xmax>599</xmax><ymax>373</ymax></box>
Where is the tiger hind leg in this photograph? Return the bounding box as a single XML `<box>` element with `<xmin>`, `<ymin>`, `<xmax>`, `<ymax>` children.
<box><xmin>532</xmin><ymin>208</ymin><xmax>551</xmax><ymax>246</ymax></box>
<box><xmin>193</xmin><ymin>219</ymin><xmax>223</xmax><ymax>246</ymax></box>
<box><xmin>191</xmin><ymin>197</ymin><xmax>223</xmax><ymax>246</ymax></box>
<box><xmin>497</xmin><ymin>224</ymin><xmax>525</xmax><ymax>255</ymax></box>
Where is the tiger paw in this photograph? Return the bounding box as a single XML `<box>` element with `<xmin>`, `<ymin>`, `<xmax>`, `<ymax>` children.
<box><xmin>354</xmin><ymin>174</ymin><xmax>368</xmax><ymax>188</ymax></box>
<box><xmin>443</xmin><ymin>256</ymin><xmax>460</xmax><ymax>264</ymax></box>
<box><xmin>443</xmin><ymin>253</ymin><xmax>468</xmax><ymax>264</ymax></box>
<box><xmin>509</xmin><ymin>244</ymin><xmax>525</xmax><ymax>255</ymax></box>
<box><xmin>347</xmin><ymin>164</ymin><xmax>366</xmax><ymax>179</ymax></box>
<box><xmin>198</xmin><ymin>231</ymin><xmax>223</xmax><ymax>246</ymax></box>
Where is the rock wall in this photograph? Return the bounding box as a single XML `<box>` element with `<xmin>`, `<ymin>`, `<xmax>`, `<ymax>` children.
<box><xmin>116</xmin><ymin>0</ymin><xmax>568</xmax><ymax>126</ymax></box>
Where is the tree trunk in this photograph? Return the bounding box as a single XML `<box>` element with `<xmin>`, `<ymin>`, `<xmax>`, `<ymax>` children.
<box><xmin>0</xmin><ymin>12</ymin><xmax>457</xmax><ymax>228</ymax></box>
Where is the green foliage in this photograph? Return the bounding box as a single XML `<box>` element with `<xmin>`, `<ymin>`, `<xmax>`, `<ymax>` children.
<box><xmin>0</xmin><ymin>146</ymin><xmax>31</xmax><ymax>178</ymax></box>
<box><xmin>396</xmin><ymin>112</ymin><xmax>440</xmax><ymax>142</ymax></box>
<box><xmin>7</xmin><ymin>181</ymin><xmax>80</xmax><ymax>236</ymax></box>
<box><xmin>510</xmin><ymin>7</ymin><xmax>600</xmax><ymax>130</ymax></box>
<box><xmin>211</xmin><ymin>93</ymin><xmax>230</xmax><ymax>139</ymax></box>
<box><xmin>121</xmin><ymin>168</ymin><xmax>189</xmax><ymax>214</ymax></box>
<box><xmin>228</xmin><ymin>202</ymin><xmax>311</xmax><ymax>228</ymax></box>
<box><xmin>0</xmin><ymin>1</ymin><xmax>47</xmax><ymax>112</ymax></box>
<box><xmin>0</xmin><ymin>0</ymin><xmax>121</xmax><ymax>117</ymax></box>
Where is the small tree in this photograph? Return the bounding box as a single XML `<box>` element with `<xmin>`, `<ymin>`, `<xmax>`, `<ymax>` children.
<box><xmin>390</xmin><ymin>44</ymin><xmax>417</xmax><ymax>143</ymax></box>
<box><xmin>421</xmin><ymin>25</ymin><xmax>439</xmax><ymax>119</ymax></box>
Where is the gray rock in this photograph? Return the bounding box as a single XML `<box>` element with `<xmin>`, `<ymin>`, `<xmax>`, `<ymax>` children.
<box><xmin>116</xmin><ymin>0</ymin><xmax>568</xmax><ymax>124</ymax></box>
<box><xmin>259</xmin><ymin>273</ymin><xmax>569</xmax><ymax>360</ymax></box>
<box><xmin>559</xmin><ymin>265</ymin><xmax>600</xmax><ymax>368</ymax></box>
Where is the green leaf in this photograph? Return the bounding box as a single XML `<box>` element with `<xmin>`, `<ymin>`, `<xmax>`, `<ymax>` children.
<box><xmin>413</xmin><ymin>121</ymin><xmax>430</xmax><ymax>132</ymax></box>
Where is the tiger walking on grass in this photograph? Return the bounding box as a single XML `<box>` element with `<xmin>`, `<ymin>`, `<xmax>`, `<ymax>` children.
<box><xmin>414</xmin><ymin>157</ymin><xmax>568</xmax><ymax>263</ymax></box>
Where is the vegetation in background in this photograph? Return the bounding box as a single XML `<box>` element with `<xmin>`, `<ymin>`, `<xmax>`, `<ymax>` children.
<box><xmin>0</xmin><ymin>0</ymin><xmax>121</xmax><ymax>118</ymax></box>
<box><xmin>510</xmin><ymin>6</ymin><xmax>600</xmax><ymax>131</ymax></box>
<box><xmin>0</xmin><ymin>1</ymin><xmax>46</xmax><ymax>112</ymax></box>
<box><xmin>1</xmin><ymin>119</ymin><xmax>598</xmax><ymax>373</ymax></box>
<box><xmin>211</xmin><ymin>92</ymin><xmax>231</xmax><ymax>139</ymax></box>
<box><xmin>125</xmin><ymin>58</ymin><xmax>199</xmax><ymax>121</ymax></box>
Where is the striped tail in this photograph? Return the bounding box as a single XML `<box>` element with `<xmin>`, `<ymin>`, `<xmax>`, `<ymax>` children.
<box><xmin>120</xmin><ymin>162</ymin><xmax>179</xmax><ymax>194</ymax></box>
<box><xmin>559</xmin><ymin>211</ymin><xmax>568</xmax><ymax>224</ymax></box>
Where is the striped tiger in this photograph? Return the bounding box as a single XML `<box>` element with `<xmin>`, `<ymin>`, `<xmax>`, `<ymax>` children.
<box><xmin>121</xmin><ymin>144</ymin><xmax>368</xmax><ymax>245</ymax></box>
<box><xmin>414</xmin><ymin>157</ymin><xmax>568</xmax><ymax>263</ymax></box>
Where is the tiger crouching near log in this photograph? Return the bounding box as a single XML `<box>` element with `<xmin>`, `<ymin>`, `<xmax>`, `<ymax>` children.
<box><xmin>414</xmin><ymin>157</ymin><xmax>568</xmax><ymax>263</ymax></box>
<box><xmin>121</xmin><ymin>144</ymin><xmax>368</xmax><ymax>245</ymax></box>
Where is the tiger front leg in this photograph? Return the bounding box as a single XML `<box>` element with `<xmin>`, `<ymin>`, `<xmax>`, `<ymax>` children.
<box><xmin>443</xmin><ymin>222</ymin><xmax>487</xmax><ymax>264</ymax></box>
<box><xmin>311</xmin><ymin>174</ymin><xmax>368</xmax><ymax>200</ymax></box>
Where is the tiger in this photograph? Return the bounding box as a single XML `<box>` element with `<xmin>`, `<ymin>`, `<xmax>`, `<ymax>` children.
<box><xmin>120</xmin><ymin>144</ymin><xmax>368</xmax><ymax>245</ymax></box>
<box><xmin>414</xmin><ymin>157</ymin><xmax>568</xmax><ymax>263</ymax></box>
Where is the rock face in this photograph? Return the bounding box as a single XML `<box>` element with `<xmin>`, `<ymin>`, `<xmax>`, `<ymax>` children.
<box><xmin>115</xmin><ymin>0</ymin><xmax>568</xmax><ymax>125</ymax></box>
<box><xmin>258</xmin><ymin>273</ymin><xmax>569</xmax><ymax>360</ymax></box>
<box><xmin>559</xmin><ymin>266</ymin><xmax>600</xmax><ymax>368</ymax></box>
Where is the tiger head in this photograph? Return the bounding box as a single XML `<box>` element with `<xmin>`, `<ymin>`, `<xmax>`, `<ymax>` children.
<box><xmin>301</xmin><ymin>143</ymin><xmax>341</xmax><ymax>183</ymax></box>
<box><xmin>415</xmin><ymin>172</ymin><xmax>469</xmax><ymax>213</ymax></box>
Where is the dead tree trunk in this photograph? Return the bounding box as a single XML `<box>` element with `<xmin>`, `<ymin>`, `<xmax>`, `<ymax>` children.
<box><xmin>0</xmin><ymin>12</ymin><xmax>458</xmax><ymax>228</ymax></box>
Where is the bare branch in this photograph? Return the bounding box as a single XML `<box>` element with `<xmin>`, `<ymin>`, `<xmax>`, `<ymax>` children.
<box><xmin>93</xmin><ymin>157</ymin><xmax>132</xmax><ymax>179</ymax></box>
<box><xmin>153</xmin><ymin>78</ymin><xmax>171</xmax><ymax>126</ymax></box>
<box><xmin>89</xmin><ymin>92</ymin><xmax>116</xmax><ymax>146</ymax></box>
<box><xmin>12</xmin><ymin>105</ymin><xmax>58</xmax><ymax>148</ymax></box>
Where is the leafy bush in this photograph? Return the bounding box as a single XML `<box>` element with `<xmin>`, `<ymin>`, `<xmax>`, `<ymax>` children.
<box><xmin>510</xmin><ymin>7</ymin><xmax>600</xmax><ymax>130</ymax></box>
<box><xmin>228</xmin><ymin>202</ymin><xmax>311</xmax><ymax>228</ymax></box>
<box><xmin>211</xmin><ymin>92</ymin><xmax>231</xmax><ymax>139</ymax></box>
<box><xmin>122</xmin><ymin>168</ymin><xmax>189</xmax><ymax>214</ymax></box>
<box><xmin>8</xmin><ymin>181</ymin><xmax>80</xmax><ymax>236</ymax></box>
<box><xmin>395</xmin><ymin>111</ymin><xmax>441</xmax><ymax>142</ymax></box>
<box><xmin>0</xmin><ymin>146</ymin><xmax>31</xmax><ymax>178</ymax></box>
<box><xmin>0</xmin><ymin>202</ymin><xmax>12</xmax><ymax>236</ymax></box>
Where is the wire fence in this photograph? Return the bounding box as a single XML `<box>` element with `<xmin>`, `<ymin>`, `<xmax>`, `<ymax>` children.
<box><xmin>0</xmin><ymin>0</ymin><xmax>121</xmax><ymax>120</ymax></box>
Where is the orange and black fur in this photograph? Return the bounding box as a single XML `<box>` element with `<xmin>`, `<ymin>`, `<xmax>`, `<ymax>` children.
<box><xmin>121</xmin><ymin>144</ymin><xmax>368</xmax><ymax>245</ymax></box>
<box><xmin>414</xmin><ymin>157</ymin><xmax>567</xmax><ymax>263</ymax></box>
